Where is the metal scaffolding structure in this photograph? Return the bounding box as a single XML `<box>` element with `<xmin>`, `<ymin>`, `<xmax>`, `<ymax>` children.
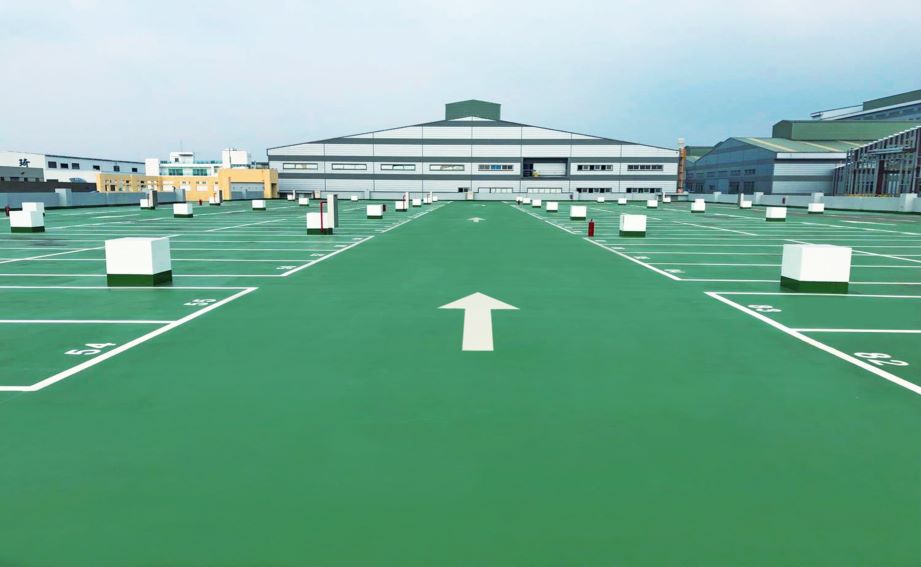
<box><xmin>833</xmin><ymin>126</ymin><xmax>921</xmax><ymax>195</ymax></box>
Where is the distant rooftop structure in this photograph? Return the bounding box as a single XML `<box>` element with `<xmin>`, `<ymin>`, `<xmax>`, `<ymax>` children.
<box><xmin>444</xmin><ymin>100</ymin><xmax>501</xmax><ymax>121</ymax></box>
<box><xmin>811</xmin><ymin>89</ymin><xmax>921</xmax><ymax>121</ymax></box>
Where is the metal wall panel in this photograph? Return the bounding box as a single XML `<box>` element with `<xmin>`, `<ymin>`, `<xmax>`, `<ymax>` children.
<box><xmin>472</xmin><ymin>145</ymin><xmax>521</xmax><ymax>157</ymax></box>
<box><xmin>423</xmin><ymin>126</ymin><xmax>471</xmax><ymax>139</ymax></box>
<box><xmin>268</xmin><ymin>143</ymin><xmax>325</xmax><ymax>156</ymax></box>
<box><xmin>521</xmin><ymin>127</ymin><xmax>571</xmax><ymax>139</ymax></box>
<box><xmin>423</xmin><ymin>145</ymin><xmax>472</xmax><ymax>157</ymax></box>
<box><xmin>473</xmin><ymin>126</ymin><xmax>520</xmax><ymax>139</ymax></box>
<box><xmin>570</xmin><ymin>145</ymin><xmax>622</xmax><ymax>157</ymax></box>
<box><xmin>324</xmin><ymin>144</ymin><xmax>370</xmax><ymax>156</ymax></box>
<box><xmin>372</xmin><ymin>144</ymin><xmax>423</xmax><ymax>157</ymax></box>
<box><xmin>522</xmin><ymin>145</ymin><xmax>571</xmax><ymax>157</ymax></box>
<box><xmin>374</xmin><ymin>126</ymin><xmax>423</xmax><ymax>139</ymax></box>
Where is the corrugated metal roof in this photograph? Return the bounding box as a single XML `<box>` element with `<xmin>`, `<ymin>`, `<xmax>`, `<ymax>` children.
<box><xmin>734</xmin><ymin>138</ymin><xmax>864</xmax><ymax>153</ymax></box>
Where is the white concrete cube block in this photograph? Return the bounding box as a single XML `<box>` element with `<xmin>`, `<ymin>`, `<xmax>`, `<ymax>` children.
<box><xmin>691</xmin><ymin>200</ymin><xmax>706</xmax><ymax>213</ymax></box>
<box><xmin>781</xmin><ymin>244</ymin><xmax>851</xmax><ymax>292</ymax></box>
<box><xmin>531</xmin><ymin>199</ymin><xmax>542</xmax><ymax>208</ymax></box>
<box><xmin>523</xmin><ymin>198</ymin><xmax>532</xmax><ymax>205</ymax></box>
<box><xmin>306</xmin><ymin>212</ymin><xmax>334</xmax><ymax>234</ymax></box>
<box><xmin>252</xmin><ymin>199</ymin><xmax>266</xmax><ymax>210</ymax></box>
<box><xmin>395</xmin><ymin>200</ymin><xmax>408</xmax><ymax>211</ymax></box>
<box><xmin>367</xmin><ymin>204</ymin><xmax>384</xmax><ymax>218</ymax></box>
<box><xmin>646</xmin><ymin>199</ymin><xmax>658</xmax><ymax>208</ymax></box>
<box><xmin>619</xmin><ymin>214</ymin><xmax>647</xmax><ymax>236</ymax></box>
<box><xmin>298</xmin><ymin>197</ymin><xmax>310</xmax><ymax>206</ymax></box>
<box><xmin>663</xmin><ymin>196</ymin><xmax>672</xmax><ymax>203</ymax></box>
<box><xmin>22</xmin><ymin>202</ymin><xmax>45</xmax><ymax>214</ymax></box>
<box><xmin>105</xmin><ymin>237</ymin><xmax>172</xmax><ymax>285</ymax></box>
<box><xmin>570</xmin><ymin>205</ymin><xmax>587</xmax><ymax>220</ymax></box>
<box><xmin>597</xmin><ymin>197</ymin><xmax>606</xmax><ymax>203</ymax></box>
<box><xmin>808</xmin><ymin>203</ymin><xmax>825</xmax><ymax>214</ymax></box>
<box><xmin>423</xmin><ymin>194</ymin><xmax>432</xmax><ymax>204</ymax></box>
<box><xmin>287</xmin><ymin>194</ymin><xmax>295</xmax><ymax>201</ymax></box>
<box><xmin>617</xmin><ymin>198</ymin><xmax>627</xmax><ymax>205</ymax></box>
<box><xmin>739</xmin><ymin>201</ymin><xmax>752</xmax><ymax>209</ymax></box>
<box><xmin>350</xmin><ymin>195</ymin><xmax>359</xmax><ymax>201</ymax></box>
<box><xmin>10</xmin><ymin>210</ymin><xmax>44</xmax><ymax>232</ymax></box>
<box><xmin>173</xmin><ymin>203</ymin><xmax>193</xmax><ymax>217</ymax></box>
<box><xmin>412</xmin><ymin>198</ymin><xmax>422</xmax><ymax>207</ymax></box>
<box><xmin>766</xmin><ymin>207</ymin><xmax>787</xmax><ymax>221</ymax></box>
<box><xmin>139</xmin><ymin>198</ymin><xmax>151</xmax><ymax>209</ymax></box>
<box><xmin>546</xmin><ymin>201</ymin><xmax>559</xmax><ymax>212</ymax></box>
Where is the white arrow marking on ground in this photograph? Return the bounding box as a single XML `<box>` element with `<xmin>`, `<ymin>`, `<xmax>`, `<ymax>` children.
<box><xmin>439</xmin><ymin>292</ymin><xmax>518</xmax><ymax>351</ymax></box>
<box><xmin>468</xmin><ymin>217</ymin><xmax>486</xmax><ymax>223</ymax></box>
<box><xmin>842</xmin><ymin>220</ymin><xmax>888</xmax><ymax>225</ymax></box>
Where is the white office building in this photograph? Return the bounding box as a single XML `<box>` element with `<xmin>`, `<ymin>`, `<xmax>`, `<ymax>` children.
<box><xmin>144</xmin><ymin>149</ymin><xmax>253</xmax><ymax>177</ymax></box>
<box><xmin>0</xmin><ymin>150</ymin><xmax>144</xmax><ymax>183</ymax></box>
<box><xmin>267</xmin><ymin>100</ymin><xmax>678</xmax><ymax>199</ymax></box>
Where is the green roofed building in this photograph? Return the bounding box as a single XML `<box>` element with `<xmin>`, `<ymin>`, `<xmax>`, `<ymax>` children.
<box><xmin>811</xmin><ymin>88</ymin><xmax>921</xmax><ymax>122</ymax></box>
<box><xmin>685</xmin><ymin>120</ymin><xmax>918</xmax><ymax>195</ymax></box>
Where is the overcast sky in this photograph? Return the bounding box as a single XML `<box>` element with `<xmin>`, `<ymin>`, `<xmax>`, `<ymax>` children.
<box><xmin>2</xmin><ymin>0</ymin><xmax>920</xmax><ymax>160</ymax></box>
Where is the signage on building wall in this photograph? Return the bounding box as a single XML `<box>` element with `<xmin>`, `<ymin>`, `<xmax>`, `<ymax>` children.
<box><xmin>18</xmin><ymin>158</ymin><xmax>30</xmax><ymax>167</ymax></box>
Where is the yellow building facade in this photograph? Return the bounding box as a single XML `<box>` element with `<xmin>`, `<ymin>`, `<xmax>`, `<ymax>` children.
<box><xmin>97</xmin><ymin>168</ymin><xmax>278</xmax><ymax>201</ymax></box>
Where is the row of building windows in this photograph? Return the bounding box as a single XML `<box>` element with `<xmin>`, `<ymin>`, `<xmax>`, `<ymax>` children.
<box><xmin>283</xmin><ymin>162</ymin><xmax>670</xmax><ymax>173</ymax></box>
<box><xmin>478</xmin><ymin>164</ymin><xmax>514</xmax><ymax>171</ymax></box>
<box><xmin>47</xmin><ymin>161</ymin><xmax>137</xmax><ymax>173</ymax></box>
<box><xmin>576</xmin><ymin>164</ymin><xmax>613</xmax><ymax>171</ymax></box>
<box><xmin>166</xmin><ymin>168</ymin><xmax>210</xmax><ymax>176</ymax></box>
<box><xmin>626</xmin><ymin>164</ymin><xmax>664</xmax><ymax>171</ymax></box>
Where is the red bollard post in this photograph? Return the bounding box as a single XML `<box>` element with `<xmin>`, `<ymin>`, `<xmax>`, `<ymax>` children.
<box><xmin>4</xmin><ymin>205</ymin><xmax>10</xmax><ymax>217</ymax></box>
<box><xmin>588</xmin><ymin>219</ymin><xmax>595</xmax><ymax>237</ymax></box>
<box><xmin>198</xmin><ymin>199</ymin><xmax>203</xmax><ymax>206</ymax></box>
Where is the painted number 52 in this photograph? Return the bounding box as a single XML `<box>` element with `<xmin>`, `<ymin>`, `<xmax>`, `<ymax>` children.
<box><xmin>854</xmin><ymin>352</ymin><xmax>909</xmax><ymax>367</ymax></box>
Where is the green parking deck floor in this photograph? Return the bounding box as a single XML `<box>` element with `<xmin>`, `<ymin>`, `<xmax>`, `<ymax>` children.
<box><xmin>1</xmin><ymin>199</ymin><xmax>920</xmax><ymax>566</ymax></box>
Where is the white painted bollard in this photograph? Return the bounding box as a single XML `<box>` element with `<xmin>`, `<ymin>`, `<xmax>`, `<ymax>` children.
<box><xmin>781</xmin><ymin>244</ymin><xmax>851</xmax><ymax>293</ymax></box>
<box><xmin>808</xmin><ymin>203</ymin><xmax>825</xmax><ymax>214</ymax></box>
<box><xmin>597</xmin><ymin>197</ymin><xmax>606</xmax><ymax>203</ymax></box>
<box><xmin>350</xmin><ymin>195</ymin><xmax>359</xmax><ymax>202</ymax></box>
<box><xmin>22</xmin><ymin>202</ymin><xmax>45</xmax><ymax>215</ymax></box>
<box><xmin>691</xmin><ymin>199</ymin><xmax>706</xmax><ymax>213</ymax></box>
<box><xmin>395</xmin><ymin>200</ymin><xmax>408</xmax><ymax>212</ymax></box>
<box><xmin>306</xmin><ymin>212</ymin><xmax>334</xmax><ymax>234</ymax></box>
<box><xmin>424</xmin><ymin>192</ymin><xmax>433</xmax><ymax>204</ymax></box>
<box><xmin>412</xmin><ymin>198</ymin><xmax>422</xmax><ymax>207</ymax></box>
<box><xmin>663</xmin><ymin>196</ymin><xmax>672</xmax><ymax>203</ymax></box>
<box><xmin>298</xmin><ymin>197</ymin><xmax>310</xmax><ymax>206</ymax></box>
<box><xmin>570</xmin><ymin>205</ymin><xmax>587</xmax><ymax>220</ymax></box>
<box><xmin>546</xmin><ymin>201</ymin><xmax>559</xmax><ymax>212</ymax></box>
<box><xmin>766</xmin><ymin>207</ymin><xmax>787</xmax><ymax>222</ymax></box>
<box><xmin>646</xmin><ymin>199</ymin><xmax>658</xmax><ymax>209</ymax></box>
<box><xmin>287</xmin><ymin>194</ymin><xmax>295</xmax><ymax>201</ymax></box>
<box><xmin>10</xmin><ymin>210</ymin><xmax>44</xmax><ymax>233</ymax></box>
<box><xmin>173</xmin><ymin>203</ymin><xmax>193</xmax><ymax>218</ymax></box>
<box><xmin>619</xmin><ymin>214</ymin><xmax>647</xmax><ymax>237</ymax></box>
<box><xmin>252</xmin><ymin>199</ymin><xmax>266</xmax><ymax>211</ymax></box>
<box><xmin>367</xmin><ymin>204</ymin><xmax>384</xmax><ymax>219</ymax></box>
<box><xmin>739</xmin><ymin>200</ymin><xmax>752</xmax><ymax>209</ymax></box>
<box><xmin>617</xmin><ymin>198</ymin><xmax>627</xmax><ymax>205</ymax></box>
<box><xmin>105</xmin><ymin>237</ymin><xmax>171</xmax><ymax>286</ymax></box>
<box><xmin>531</xmin><ymin>199</ymin><xmax>542</xmax><ymax>208</ymax></box>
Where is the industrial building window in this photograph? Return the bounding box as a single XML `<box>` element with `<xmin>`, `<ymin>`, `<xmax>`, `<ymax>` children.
<box><xmin>625</xmin><ymin>187</ymin><xmax>662</xmax><ymax>193</ymax></box>
<box><xmin>93</xmin><ymin>165</ymin><xmax>101</xmax><ymax>171</ymax></box>
<box><xmin>71</xmin><ymin>163</ymin><xmax>80</xmax><ymax>169</ymax></box>
<box><xmin>282</xmin><ymin>163</ymin><xmax>318</xmax><ymax>170</ymax></box>
<box><xmin>485</xmin><ymin>187</ymin><xmax>514</xmax><ymax>193</ymax></box>
<box><xmin>730</xmin><ymin>170</ymin><xmax>741</xmax><ymax>176</ymax></box>
<box><xmin>381</xmin><ymin>164</ymin><xmax>416</xmax><ymax>171</ymax></box>
<box><xmin>60</xmin><ymin>163</ymin><xmax>69</xmax><ymax>169</ymax></box>
<box><xmin>576</xmin><ymin>164</ymin><xmax>613</xmax><ymax>171</ymax></box>
<box><xmin>47</xmin><ymin>161</ymin><xmax>57</xmax><ymax>168</ymax></box>
<box><xmin>576</xmin><ymin>187</ymin><xmax>612</xmax><ymax>193</ymax></box>
<box><xmin>430</xmin><ymin>164</ymin><xmax>465</xmax><ymax>171</ymax></box>
<box><xmin>706</xmin><ymin>171</ymin><xmax>715</xmax><ymax>177</ymax></box>
<box><xmin>114</xmin><ymin>165</ymin><xmax>120</xmax><ymax>172</ymax></box>
<box><xmin>477</xmin><ymin>164</ymin><xmax>514</xmax><ymax>171</ymax></box>
<box><xmin>744</xmin><ymin>169</ymin><xmax>756</xmax><ymax>175</ymax></box>
<box><xmin>729</xmin><ymin>181</ymin><xmax>740</xmax><ymax>192</ymax></box>
<box><xmin>168</xmin><ymin>168</ymin><xmax>183</xmax><ymax>176</ymax></box>
<box><xmin>131</xmin><ymin>167</ymin><xmax>138</xmax><ymax>173</ymax></box>
<box><xmin>743</xmin><ymin>181</ymin><xmax>755</xmax><ymax>191</ymax></box>
<box><xmin>626</xmin><ymin>164</ymin><xmax>664</xmax><ymax>171</ymax></box>
<box><xmin>192</xmin><ymin>168</ymin><xmax>208</xmax><ymax>176</ymax></box>
<box><xmin>527</xmin><ymin>187</ymin><xmax>563</xmax><ymax>193</ymax></box>
<box><xmin>331</xmin><ymin>163</ymin><xmax>368</xmax><ymax>170</ymax></box>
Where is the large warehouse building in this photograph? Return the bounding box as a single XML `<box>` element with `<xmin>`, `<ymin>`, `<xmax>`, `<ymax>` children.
<box><xmin>268</xmin><ymin>100</ymin><xmax>678</xmax><ymax>199</ymax></box>
<box><xmin>811</xmin><ymin>88</ymin><xmax>921</xmax><ymax>122</ymax></box>
<box><xmin>685</xmin><ymin>120</ymin><xmax>918</xmax><ymax>195</ymax></box>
